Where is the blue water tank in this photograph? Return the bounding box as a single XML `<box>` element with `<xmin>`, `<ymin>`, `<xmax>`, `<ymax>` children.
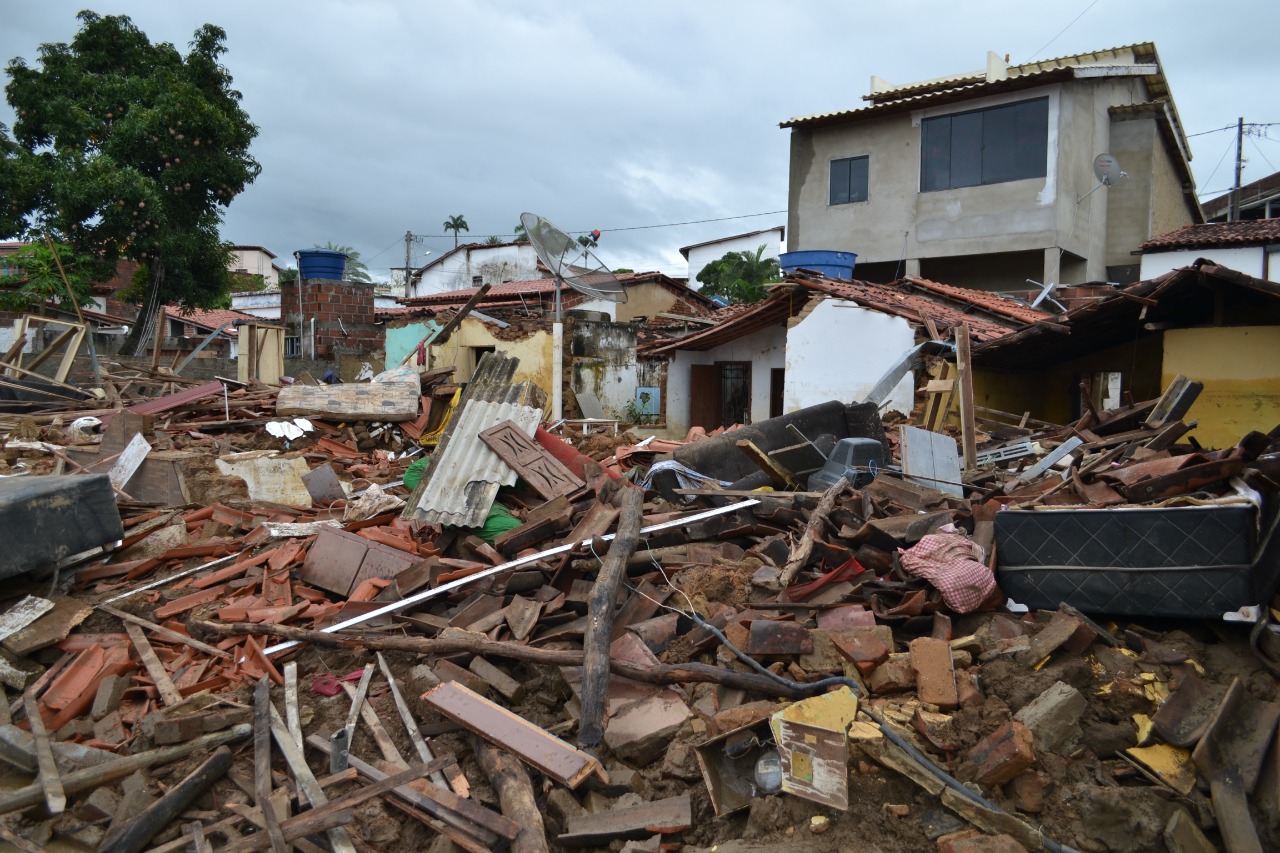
<box><xmin>295</xmin><ymin>249</ymin><xmax>347</xmax><ymax>280</ymax></box>
<box><xmin>780</xmin><ymin>250</ymin><xmax>857</xmax><ymax>280</ymax></box>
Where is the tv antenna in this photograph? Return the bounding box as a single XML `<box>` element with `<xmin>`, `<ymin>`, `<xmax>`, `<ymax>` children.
<box><xmin>1076</xmin><ymin>153</ymin><xmax>1128</xmax><ymax>203</ymax></box>
<box><xmin>520</xmin><ymin>212</ymin><xmax>626</xmax><ymax>419</ymax></box>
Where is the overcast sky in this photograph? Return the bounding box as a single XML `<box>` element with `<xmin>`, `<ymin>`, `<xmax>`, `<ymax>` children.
<box><xmin>3</xmin><ymin>1</ymin><xmax>1278</xmax><ymax>283</ymax></box>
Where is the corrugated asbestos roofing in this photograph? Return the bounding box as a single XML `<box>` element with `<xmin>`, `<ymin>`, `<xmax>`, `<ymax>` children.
<box><xmin>1141</xmin><ymin>220</ymin><xmax>1280</xmax><ymax>250</ymax></box>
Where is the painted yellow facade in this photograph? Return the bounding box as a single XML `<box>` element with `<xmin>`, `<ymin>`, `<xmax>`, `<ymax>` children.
<box><xmin>1161</xmin><ymin>326</ymin><xmax>1280</xmax><ymax>448</ymax></box>
<box><xmin>427</xmin><ymin>318</ymin><xmax>554</xmax><ymax>404</ymax></box>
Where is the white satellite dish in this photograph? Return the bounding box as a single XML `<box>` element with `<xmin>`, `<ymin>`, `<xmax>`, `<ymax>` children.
<box><xmin>520</xmin><ymin>212</ymin><xmax>626</xmax><ymax>419</ymax></box>
<box><xmin>1077</xmin><ymin>153</ymin><xmax>1128</xmax><ymax>203</ymax></box>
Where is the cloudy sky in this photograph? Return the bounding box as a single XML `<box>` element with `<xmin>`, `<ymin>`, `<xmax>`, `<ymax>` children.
<box><xmin>3</xmin><ymin>1</ymin><xmax>1278</xmax><ymax>282</ymax></box>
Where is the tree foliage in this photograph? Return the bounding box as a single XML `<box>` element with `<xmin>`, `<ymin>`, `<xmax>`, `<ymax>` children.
<box><xmin>0</xmin><ymin>240</ymin><xmax>97</xmax><ymax>313</ymax></box>
<box><xmin>443</xmin><ymin>214</ymin><xmax>468</xmax><ymax>248</ymax></box>
<box><xmin>315</xmin><ymin>242</ymin><xmax>372</xmax><ymax>282</ymax></box>
<box><xmin>695</xmin><ymin>244</ymin><xmax>781</xmax><ymax>304</ymax></box>
<box><xmin>1</xmin><ymin>11</ymin><xmax>260</xmax><ymax>353</ymax></box>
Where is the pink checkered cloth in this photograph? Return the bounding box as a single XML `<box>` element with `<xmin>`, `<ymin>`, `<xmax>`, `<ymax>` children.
<box><xmin>898</xmin><ymin>528</ymin><xmax>996</xmax><ymax>613</ymax></box>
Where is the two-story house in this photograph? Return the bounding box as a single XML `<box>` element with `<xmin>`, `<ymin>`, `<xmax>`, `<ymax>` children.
<box><xmin>781</xmin><ymin>44</ymin><xmax>1201</xmax><ymax>290</ymax></box>
<box><xmin>406</xmin><ymin>242</ymin><xmax>542</xmax><ymax>299</ymax></box>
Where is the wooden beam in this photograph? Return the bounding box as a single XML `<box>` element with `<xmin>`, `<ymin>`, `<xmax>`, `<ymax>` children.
<box><xmin>268</xmin><ymin>703</ymin><xmax>357</xmax><ymax>853</ymax></box>
<box><xmin>124</xmin><ymin>620</ymin><xmax>183</xmax><ymax>707</ymax></box>
<box><xmin>955</xmin><ymin>323</ymin><xmax>977</xmax><ymax>472</ymax></box>
<box><xmin>21</xmin><ymin>691</ymin><xmax>64</xmax><ymax>815</ymax></box>
<box><xmin>253</xmin><ymin>677</ymin><xmax>288</xmax><ymax>853</ymax></box>
<box><xmin>96</xmin><ymin>746</ymin><xmax>234</xmax><ymax>853</ymax></box>
<box><xmin>98</xmin><ymin>603</ymin><xmax>231</xmax><ymax>660</ymax></box>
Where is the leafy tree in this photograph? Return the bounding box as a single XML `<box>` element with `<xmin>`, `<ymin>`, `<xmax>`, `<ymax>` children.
<box><xmin>314</xmin><ymin>242</ymin><xmax>371</xmax><ymax>282</ymax></box>
<box><xmin>612</xmin><ymin>268</ymin><xmax>634</xmax><ymax>274</ymax></box>
<box><xmin>0</xmin><ymin>239</ymin><xmax>96</xmax><ymax>312</ymax></box>
<box><xmin>483</xmin><ymin>235</ymin><xmax>502</xmax><ymax>245</ymax></box>
<box><xmin>1</xmin><ymin>11</ymin><xmax>261</xmax><ymax>355</ymax></box>
<box><xmin>278</xmin><ymin>267</ymin><xmax>298</xmax><ymax>285</ymax></box>
<box><xmin>512</xmin><ymin>222</ymin><xmax>528</xmax><ymax>243</ymax></box>
<box><xmin>695</xmin><ymin>244</ymin><xmax>781</xmax><ymax>304</ymax></box>
<box><xmin>443</xmin><ymin>214</ymin><xmax>469</xmax><ymax>248</ymax></box>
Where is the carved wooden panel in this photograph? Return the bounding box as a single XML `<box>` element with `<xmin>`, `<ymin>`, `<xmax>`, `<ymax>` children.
<box><xmin>479</xmin><ymin>420</ymin><xmax>585</xmax><ymax>500</ymax></box>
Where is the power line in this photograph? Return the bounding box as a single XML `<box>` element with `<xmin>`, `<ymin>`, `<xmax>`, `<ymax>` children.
<box><xmin>1198</xmin><ymin>137</ymin><xmax>1238</xmax><ymax>197</ymax></box>
<box><xmin>1024</xmin><ymin>0</ymin><xmax>1101</xmax><ymax>63</ymax></box>
<box><xmin>408</xmin><ymin>209</ymin><xmax>787</xmax><ymax>240</ymax></box>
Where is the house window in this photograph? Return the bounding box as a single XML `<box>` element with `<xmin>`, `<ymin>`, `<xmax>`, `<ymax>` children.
<box><xmin>471</xmin><ymin>275</ymin><xmax>483</xmax><ymax>286</ymax></box>
<box><xmin>920</xmin><ymin>97</ymin><xmax>1049</xmax><ymax>191</ymax></box>
<box><xmin>284</xmin><ymin>336</ymin><xmax>301</xmax><ymax>357</ymax></box>
<box><xmin>829</xmin><ymin>156</ymin><xmax>869</xmax><ymax>205</ymax></box>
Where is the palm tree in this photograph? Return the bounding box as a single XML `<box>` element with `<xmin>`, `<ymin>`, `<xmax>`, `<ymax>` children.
<box><xmin>513</xmin><ymin>222</ymin><xmax>528</xmax><ymax>243</ymax></box>
<box><xmin>314</xmin><ymin>242</ymin><xmax>372</xmax><ymax>282</ymax></box>
<box><xmin>443</xmin><ymin>214</ymin><xmax>469</xmax><ymax>249</ymax></box>
<box><xmin>695</xmin><ymin>244</ymin><xmax>781</xmax><ymax>304</ymax></box>
<box><xmin>484</xmin><ymin>235</ymin><xmax>503</xmax><ymax>245</ymax></box>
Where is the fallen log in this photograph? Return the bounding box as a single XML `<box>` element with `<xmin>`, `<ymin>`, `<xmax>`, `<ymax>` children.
<box><xmin>579</xmin><ymin>487</ymin><xmax>643</xmax><ymax>755</ymax></box>
<box><xmin>472</xmin><ymin>737</ymin><xmax>549</xmax><ymax>853</ymax></box>
<box><xmin>98</xmin><ymin>746</ymin><xmax>234</xmax><ymax>853</ymax></box>
<box><xmin>771</xmin><ymin>478</ymin><xmax>846</xmax><ymax>590</ymax></box>
<box><xmin>199</xmin><ymin>622</ymin><xmax>811</xmax><ymax>699</ymax></box>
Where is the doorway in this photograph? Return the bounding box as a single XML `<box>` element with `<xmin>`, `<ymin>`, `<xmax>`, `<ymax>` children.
<box><xmin>689</xmin><ymin>361</ymin><xmax>752</xmax><ymax>430</ymax></box>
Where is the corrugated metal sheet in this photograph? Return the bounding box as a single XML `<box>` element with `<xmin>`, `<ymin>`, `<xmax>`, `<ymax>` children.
<box><xmin>405</xmin><ymin>351</ymin><xmax>548</xmax><ymax>527</ymax></box>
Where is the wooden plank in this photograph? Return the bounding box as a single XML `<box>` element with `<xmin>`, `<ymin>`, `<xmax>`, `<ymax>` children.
<box><xmin>376</xmin><ymin>652</ymin><xmax>451</xmax><ymax>791</ymax></box>
<box><xmin>22</xmin><ymin>690</ymin><xmax>64</xmax><ymax>815</ymax></box>
<box><xmin>421</xmin><ymin>680</ymin><xmax>605</xmax><ymax>789</ymax></box>
<box><xmin>125</xmin><ymin>380</ymin><xmax>225</xmax><ymax>417</ymax></box>
<box><xmin>479</xmin><ymin>419</ymin><xmax>584</xmax><ymax>500</ymax></box>
<box><xmin>735</xmin><ymin>439</ymin><xmax>794</xmax><ymax>488</ymax></box>
<box><xmin>268</xmin><ymin>703</ymin><xmax>357</xmax><ymax>853</ymax></box>
<box><xmin>107</xmin><ymin>432</ymin><xmax>151</xmax><ymax>492</ymax></box>
<box><xmin>340</xmin><ymin>681</ymin><xmax>404</xmax><ymax>764</ymax></box>
<box><xmin>123</xmin><ymin>620</ymin><xmax>183</xmax><ymax>707</ymax></box>
<box><xmin>98</xmin><ymin>604</ymin><xmax>231</xmax><ymax>660</ymax></box>
<box><xmin>284</xmin><ymin>662</ymin><xmax>302</xmax><ymax>751</ymax></box>
<box><xmin>253</xmin><ymin>677</ymin><xmax>288</xmax><ymax>853</ymax></box>
<box><xmin>955</xmin><ymin>324</ymin><xmax>977</xmax><ymax>471</ymax></box>
<box><xmin>276</xmin><ymin>381</ymin><xmax>421</xmax><ymax>422</ymax></box>
<box><xmin>558</xmin><ymin>795</ymin><xmax>691</xmax><ymax>846</ymax></box>
<box><xmin>0</xmin><ymin>596</ymin><xmax>54</xmax><ymax>643</ymax></box>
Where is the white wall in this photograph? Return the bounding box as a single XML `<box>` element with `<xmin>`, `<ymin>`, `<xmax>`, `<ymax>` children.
<box><xmin>1139</xmin><ymin>246</ymin><xmax>1274</xmax><ymax>281</ymax></box>
<box><xmin>411</xmin><ymin>244</ymin><xmax>540</xmax><ymax>297</ymax></box>
<box><xmin>664</xmin><ymin>325</ymin><xmax>787</xmax><ymax>436</ymax></box>
<box><xmin>231</xmin><ymin>292</ymin><xmax>282</xmax><ymax>319</ymax></box>
<box><xmin>686</xmin><ymin>228</ymin><xmax>784</xmax><ymax>290</ymax></box>
<box><xmin>785</xmin><ymin>299</ymin><xmax>917</xmax><ymax>415</ymax></box>
<box><xmin>230</xmin><ymin>249</ymin><xmax>279</xmax><ymax>287</ymax></box>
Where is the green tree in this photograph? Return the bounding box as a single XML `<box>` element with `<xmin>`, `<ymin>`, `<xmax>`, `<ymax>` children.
<box><xmin>278</xmin><ymin>267</ymin><xmax>298</xmax><ymax>285</ymax></box>
<box><xmin>314</xmin><ymin>242</ymin><xmax>371</xmax><ymax>282</ymax></box>
<box><xmin>1</xmin><ymin>11</ymin><xmax>261</xmax><ymax>355</ymax></box>
<box><xmin>695</xmin><ymin>244</ymin><xmax>781</xmax><ymax>304</ymax></box>
<box><xmin>0</xmin><ymin>239</ymin><xmax>96</xmax><ymax>312</ymax></box>
<box><xmin>483</xmin><ymin>235</ymin><xmax>502</xmax><ymax>245</ymax></box>
<box><xmin>512</xmin><ymin>222</ymin><xmax>528</xmax><ymax>243</ymax></box>
<box><xmin>443</xmin><ymin>214</ymin><xmax>469</xmax><ymax>248</ymax></box>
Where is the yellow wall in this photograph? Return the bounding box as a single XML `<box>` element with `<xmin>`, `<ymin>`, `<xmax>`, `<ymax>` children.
<box><xmin>972</xmin><ymin>335</ymin><xmax>1164</xmax><ymax>426</ymax></box>
<box><xmin>1162</xmin><ymin>326</ymin><xmax>1280</xmax><ymax>448</ymax></box>
<box><xmin>428</xmin><ymin>319</ymin><xmax>554</xmax><ymax>399</ymax></box>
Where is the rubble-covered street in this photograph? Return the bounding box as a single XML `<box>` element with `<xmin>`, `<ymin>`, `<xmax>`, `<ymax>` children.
<box><xmin>0</xmin><ymin>335</ymin><xmax>1278</xmax><ymax>853</ymax></box>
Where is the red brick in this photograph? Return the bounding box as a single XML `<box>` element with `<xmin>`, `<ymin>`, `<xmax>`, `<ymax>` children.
<box><xmin>1007</xmin><ymin>770</ymin><xmax>1046</xmax><ymax>814</ymax></box>
<box><xmin>939</xmin><ymin>833</ymin><xmax>1029</xmax><ymax>853</ymax></box>
<box><xmin>867</xmin><ymin>654</ymin><xmax>915</xmax><ymax>695</ymax></box>
<box><xmin>909</xmin><ymin>637</ymin><xmax>958</xmax><ymax>709</ymax></box>
<box><xmin>963</xmin><ymin>720</ymin><xmax>1036</xmax><ymax>787</ymax></box>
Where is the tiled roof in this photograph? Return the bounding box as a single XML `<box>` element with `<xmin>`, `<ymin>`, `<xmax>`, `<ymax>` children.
<box><xmin>163</xmin><ymin>306</ymin><xmax>258</xmax><ymax>337</ymax></box>
<box><xmin>399</xmin><ymin>271</ymin><xmax>715</xmax><ymax>310</ymax></box>
<box><xmin>1141</xmin><ymin>220</ymin><xmax>1280</xmax><ymax>250</ymax></box>
<box><xmin>895</xmin><ymin>276</ymin><xmax>1051</xmax><ymax>325</ymax></box>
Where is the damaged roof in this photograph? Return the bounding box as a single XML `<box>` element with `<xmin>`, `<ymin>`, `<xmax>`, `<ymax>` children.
<box><xmin>399</xmin><ymin>271</ymin><xmax>716</xmax><ymax>311</ymax></box>
<box><xmin>972</xmin><ymin>261</ymin><xmax>1280</xmax><ymax>369</ymax></box>
<box><xmin>1141</xmin><ymin>219</ymin><xmax>1280</xmax><ymax>251</ymax></box>
<box><xmin>162</xmin><ymin>306</ymin><xmax>258</xmax><ymax>337</ymax></box>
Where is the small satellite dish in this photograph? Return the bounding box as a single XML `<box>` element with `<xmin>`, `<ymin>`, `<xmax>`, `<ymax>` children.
<box><xmin>1093</xmin><ymin>153</ymin><xmax>1127</xmax><ymax>187</ymax></box>
<box><xmin>1077</xmin><ymin>153</ymin><xmax>1128</xmax><ymax>203</ymax></box>
<box><xmin>520</xmin><ymin>213</ymin><xmax>626</xmax><ymax>303</ymax></box>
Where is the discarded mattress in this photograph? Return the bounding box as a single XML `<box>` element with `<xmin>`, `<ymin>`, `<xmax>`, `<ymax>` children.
<box><xmin>0</xmin><ymin>474</ymin><xmax>123</xmax><ymax>577</ymax></box>
<box><xmin>995</xmin><ymin>504</ymin><xmax>1261</xmax><ymax>618</ymax></box>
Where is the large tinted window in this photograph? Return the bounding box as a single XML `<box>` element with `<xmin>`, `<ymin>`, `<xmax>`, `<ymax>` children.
<box><xmin>830</xmin><ymin>156</ymin><xmax>869</xmax><ymax>205</ymax></box>
<box><xmin>921</xmin><ymin>97</ymin><xmax>1048</xmax><ymax>191</ymax></box>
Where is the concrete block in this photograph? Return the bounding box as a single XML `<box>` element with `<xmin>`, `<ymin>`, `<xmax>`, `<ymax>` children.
<box><xmin>964</xmin><ymin>721</ymin><xmax>1036</xmax><ymax>787</ymax></box>
<box><xmin>92</xmin><ymin>710</ymin><xmax>127</xmax><ymax>747</ymax></box>
<box><xmin>660</xmin><ymin>739</ymin><xmax>703</xmax><ymax>781</ymax></box>
<box><xmin>1013</xmin><ymin>681</ymin><xmax>1086</xmax><ymax>754</ymax></box>
<box><xmin>909</xmin><ymin>637</ymin><xmax>958</xmax><ymax>709</ymax></box>
<box><xmin>867</xmin><ymin>653</ymin><xmax>915</xmax><ymax>695</ymax></box>
<box><xmin>604</xmin><ymin>692</ymin><xmax>692</xmax><ymax>766</ymax></box>
<box><xmin>547</xmin><ymin>787</ymin><xmax>586</xmax><ymax>826</ymax></box>
<box><xmin>91</xmin><ymin>673</ymin><xmax>128</xmax><ymax>722</ymax></box>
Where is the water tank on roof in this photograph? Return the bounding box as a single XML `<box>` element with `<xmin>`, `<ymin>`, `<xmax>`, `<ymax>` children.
<box><xmin>780</xmin><ymin>250</ymin><xmax>857</xmax><ymax>280</ymax></box>
<box><xmin>295</xmin><ymin>249</ymin><xmax>347</xmax><ymax>280</ymax></box>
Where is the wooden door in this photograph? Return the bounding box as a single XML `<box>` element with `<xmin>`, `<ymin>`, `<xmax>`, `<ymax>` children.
<box><xmin>689</xmin><ymin>364</ymin><xmax>719</xmax><ymax>430</ymax></box>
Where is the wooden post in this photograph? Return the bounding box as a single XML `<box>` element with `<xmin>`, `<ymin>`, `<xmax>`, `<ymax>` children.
<box><xmin>955</xmin><ymin>323</ymin><xmax>978</xmax><ymax>473</ymax></box>
<box><xmin>96</xmin><ymin>746</ymin><xmax>234</xmax><ymax>853</ymax></box>
<box><xmin>578</xmin><ymin>486</ymin><xmax>644</xmax><ymax>755</ymax></box>
<box><xmin>253</xmin><ymin>676</ymin><xmax>288</xmax><ymax>853</ymax></box>
<box><xmin>21</xmin><ymin>692</ymin><xmax>64</xmax><ymax>815</ymax></box>
<box><xmin>472</xmin><ymin>738</ymin><xmax>550</xmax><ymax>853</ymax></box>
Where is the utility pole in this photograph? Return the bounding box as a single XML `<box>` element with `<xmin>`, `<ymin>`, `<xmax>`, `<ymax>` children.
<box><xmin>404</xmin><ymin>230</ymin><xmax>412</xmax><ymax>296</ymax></box>
<box><xmin>1230</xmin><ymin>117</ymin><xmax>1244</xmax><ymax>222</ymax></box>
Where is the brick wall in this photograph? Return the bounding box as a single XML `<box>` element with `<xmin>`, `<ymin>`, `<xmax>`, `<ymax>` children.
<box><xmin>279</xmin><ymin>277</ymin><xmax>383</xmax><ymax>356</ymax></box>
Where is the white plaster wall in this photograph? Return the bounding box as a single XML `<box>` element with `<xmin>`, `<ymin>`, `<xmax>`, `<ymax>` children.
<box><xmin>231</xmin><ymin>292</ymin><xmax>282</xmax><ymax>319</ymax></box>
<box><xmin>1140</xmin><ymin>247</ymin><xmax>1267</xmax><ymax>281</ymax></box>
<box><xmin>412</xmin><ymin>244</ymin><xmax>540</xmax><ymax>297</ymax></box>
<box><xmin>663</xmin><ymin>325</ymin><xmax>787</xmax><ymax>435</ymax></box>
<box><xmin>785</xmin><ymin>300</ymin><xmax>917</xmax><ymax>416</ymax></box>
<box><xmin>686</xmin><ymin>228</ymin><xmax>785</xmax><ymax>289</ymax></box>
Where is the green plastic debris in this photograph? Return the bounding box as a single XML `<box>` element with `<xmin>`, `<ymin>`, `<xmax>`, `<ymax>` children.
<box><xmin>477</xmin><ymin>502</ymin><xmax>522</xmax><ymax>543</ymax></box>
<box><xmin>403</xmin><ymin>456</ymin><xmax>431</xmax><ymax>491</ymax></box>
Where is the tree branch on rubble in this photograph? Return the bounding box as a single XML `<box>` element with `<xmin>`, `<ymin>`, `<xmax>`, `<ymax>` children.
<box><xmin>769</xmin><ymin>478</ymin><xmax>848</xmax><ymax>591</ymax></box>
<box><xmin>196</xmin><ymin>622</ymin><xmax>813</xmax><ymax>699</ymax></box>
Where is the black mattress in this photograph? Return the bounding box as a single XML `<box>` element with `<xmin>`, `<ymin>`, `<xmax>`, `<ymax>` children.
<box><xmin>995</xmin><ymin>504</ymin><xmax>1261</xmax><ymax>618</ymax></box>
<box><xmin>0</xmin><ymin>474</ymin><xmax>124</xmax><ymax>577</ymax></box>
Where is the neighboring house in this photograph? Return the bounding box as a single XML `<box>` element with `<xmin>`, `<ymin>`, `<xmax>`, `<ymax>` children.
<box><xmin>229</xmin><ymin>245</ymin><xmax>282</xmax><ymax>289</ymax></box>
<box><xmin>781</xmin><ymin>43</ymin><xmax>1201</xmax><ymax>290</ymax></box>
<box><xmin>406</xmin><ymin>242</ymin><xmax>541</xmax><ymax>298</ymax></box>
<box><xmin>161</xmin><ymin>306</ymin><xmax>258</xmax><ymax>359</ymax></box>
<box><xmin>1202</xmin><ymin>170</ymin><xmax>1280</xmax><ymax>223</ymax></box>
<box><xmin>679</xmin><ymin>226</ymin><xmax>784</xmax><ymax>290</ymax></box>
<box><xmin>639</xmin><ymin>273</ymin><xmax>1046</xmax><ymax>437</ymax></box>
<box><xmin>1139</xmin><ymin>220</ymin><xmax>1280</xmax><ymax>281</ymax></box>
<box><xmin>971</xmin><ymin>261</ymin><xmax>1280</xmax><ymax>448</ymax></box>
<box><xmin>1</xmin><ymin>245</ymin><xmax>139</xmax><ymax>353</ymax></box>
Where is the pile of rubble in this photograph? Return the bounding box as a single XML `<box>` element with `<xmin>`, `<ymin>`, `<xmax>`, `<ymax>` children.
<box><xmin>0</xmin><ymin>352</ymin><xmax>1277</xmax><ymax>853</ymax></box>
